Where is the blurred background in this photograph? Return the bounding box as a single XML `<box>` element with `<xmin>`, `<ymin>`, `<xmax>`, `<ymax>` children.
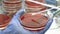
<box><xmin>0</xmin><ymin>0</ymin><xmax>60</xmax><ymax>34</ymax></box>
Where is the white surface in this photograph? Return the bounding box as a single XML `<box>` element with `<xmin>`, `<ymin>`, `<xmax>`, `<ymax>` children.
<box><xmin>45</xmin><ymin>18</ymin><xmax>60</xmax><ymax>34</ymax></box>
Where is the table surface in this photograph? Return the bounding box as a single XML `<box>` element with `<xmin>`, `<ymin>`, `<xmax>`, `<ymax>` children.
<box><xmin>45</xmin><ymin>18</ymin><xmax>60</xmax><ymax>34</ymax></box>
